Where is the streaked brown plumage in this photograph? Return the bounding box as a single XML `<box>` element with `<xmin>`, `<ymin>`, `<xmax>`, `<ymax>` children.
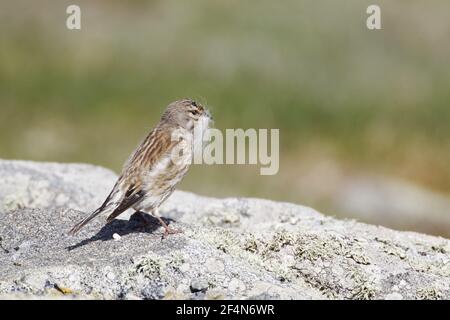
<box><xmin>68</xmin><ymin>99</ymin><xmax>212</xmax><ymax>237</ymax></box>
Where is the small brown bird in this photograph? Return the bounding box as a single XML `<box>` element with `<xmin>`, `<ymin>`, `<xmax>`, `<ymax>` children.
<box><xmin>68</xmin><ymin>99</ymin><xmax>212</xmax><ymax>237</ymax></box>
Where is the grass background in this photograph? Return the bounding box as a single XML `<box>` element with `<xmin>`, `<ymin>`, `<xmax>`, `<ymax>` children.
<box><xmin>1</xmin><ymin>1</ymin><xmax>449</xmax><ymax>226</ymax></box>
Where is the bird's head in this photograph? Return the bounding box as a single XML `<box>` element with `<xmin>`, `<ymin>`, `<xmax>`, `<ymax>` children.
<box><xmin>162</xmin><ymin>99</ymin><xmax>213</xmax><ymax>131</ymax></box>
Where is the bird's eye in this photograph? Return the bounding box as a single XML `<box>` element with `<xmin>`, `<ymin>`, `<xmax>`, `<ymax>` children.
<box><xmin>189</xmin><ymin>109</ymin><xmax>200</xmax><ymax>115</ymax></box>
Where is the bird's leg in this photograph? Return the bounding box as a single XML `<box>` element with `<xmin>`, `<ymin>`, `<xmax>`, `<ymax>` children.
<box><xmin>152</xmin><ymin>208</ymin><xmax>182</xmax><ymax>238</ymax></box>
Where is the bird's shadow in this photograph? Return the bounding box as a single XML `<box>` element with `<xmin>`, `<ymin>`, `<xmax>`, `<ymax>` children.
<box><xmin>66</xmin><ymin>212</ymin><xmax>175</xmax><ymax>251</ymax></box>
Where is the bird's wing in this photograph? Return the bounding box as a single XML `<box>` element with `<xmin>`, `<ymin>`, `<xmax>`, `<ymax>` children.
<box><xmin>104</xmin><ymin>184</ymin><xmax>145</xmax><ymax>222</ymax></box>
<box><xmin>122</xmin><ymin>124</ymin><xmax>177</xmax><ymax>178</ymax></box>
<box><xmin>69</xmin><ymin>126</ymin><xmax>180</xmax><ymax>235</ymax></box>
<box><xmin>105</xmin><ymin>126</ymin><xmax>180</xmax><ymax>222</ymax></box>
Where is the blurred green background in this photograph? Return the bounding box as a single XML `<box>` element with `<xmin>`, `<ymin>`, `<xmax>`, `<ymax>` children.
<box><xmin>1</xmin><ymin>1</ymin><xmax>449</xmax><ymax>235</ymax></box>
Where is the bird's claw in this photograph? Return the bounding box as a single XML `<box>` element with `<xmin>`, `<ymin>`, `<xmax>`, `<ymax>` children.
<box><xmin>161</xmin><ymin>227</ymin><xmax>183</xmax><ymax>240</ymax></box>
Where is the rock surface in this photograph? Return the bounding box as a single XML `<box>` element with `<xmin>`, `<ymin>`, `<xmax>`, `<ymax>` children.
<box><xmin>0</xmin><ymin>159</ymin><xmax>449</xmax><ymax>300</ymax></box>
<box><xmin>291</xmin><ymin>159</ymin><xmax>450</xmax><ymax>237</ymax></box>
<box><xmin>332</xmin><ymin>174</ymin><xmax>450</xmax><ymax>237</ymax></box>
<box><xmin>0</xmin><ymin>160</ymin><xmax>117</xmax><ymax>213</ymax></box>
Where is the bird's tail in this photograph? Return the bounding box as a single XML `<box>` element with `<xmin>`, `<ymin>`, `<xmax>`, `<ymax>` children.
<box><xmin>68</xmin><ymin>207</ymin><xmax>104</xmax><ymax>236</ymax></box>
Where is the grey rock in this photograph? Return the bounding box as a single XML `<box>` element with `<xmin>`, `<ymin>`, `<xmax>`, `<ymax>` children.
<box><xmin>190</xmin><ymin>278</ymin><xmax>209</xmax><ymax>293</ymax></box>
<box><xmin>291</xmin><ymin>160</ymin><xmax>450</xmax><ymax>237</ymax></box>
<box><xmin>249</xmin><ymin>292</ymin><xmax>281</xmax><ymax>300</ymax></box>
<box><xmin>141</xmin><ymin>283</ymin><xmax>165</xmax><ymax>300</ymax></box>
<box><xmin>0</xmin><ymin>159</ymin><xmax>117</xmax><ymax>213</ymax></box>
<box><xmin>333</xmin><ymin>174</ymin><xmax>450</xmax><ymax>237</ymax></box>
<box><xmin>0</xmin><ymin>160</ymin><xmax>449</xmax><ymax>300</ymax></box>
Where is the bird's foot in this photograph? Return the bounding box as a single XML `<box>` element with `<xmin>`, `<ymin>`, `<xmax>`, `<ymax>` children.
<box><xmin>162</xmin><ymin>226</ymin><xmax>183</xmax><ymax>239</ymax></box>
<box><xmin>155</xmin><ymin>215</ymin><xmax>182</xmax><ymax>239</ymax></box>
<box><xmin>135</xmin><ymin>210</ymin><xmax>182</xmax><ymax>239</ymax></box>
